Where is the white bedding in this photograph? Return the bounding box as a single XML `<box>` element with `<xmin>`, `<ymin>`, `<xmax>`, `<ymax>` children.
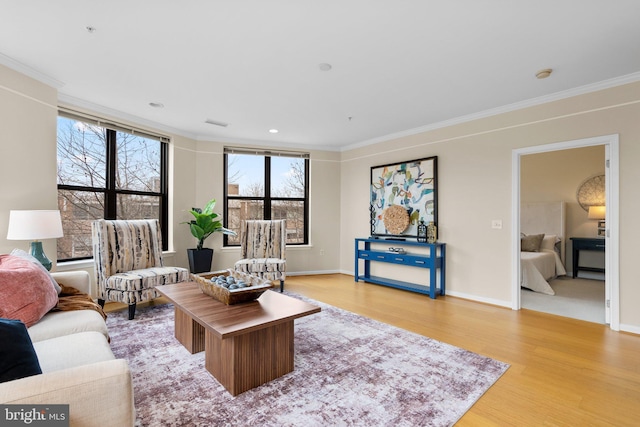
<box><xmin>520</xmin><ymin>249</ymin><xmax>567</xmax><ymax>295</ymax></box>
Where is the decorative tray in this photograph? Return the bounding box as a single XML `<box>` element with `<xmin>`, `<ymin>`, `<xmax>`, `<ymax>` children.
<box><xmin>190</xmin><ymin>269</ymin><xmax>274</xmax><ymax>305</ymax></box>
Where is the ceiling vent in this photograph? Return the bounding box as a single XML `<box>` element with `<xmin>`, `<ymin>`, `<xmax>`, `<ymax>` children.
<box><xmin>205</xmin><ymin>119</ymin><xmax>229</xmax><ymax>127</ymax></box>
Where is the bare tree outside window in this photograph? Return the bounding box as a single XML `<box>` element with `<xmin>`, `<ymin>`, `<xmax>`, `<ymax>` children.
<box><xmin>56</xmin><ymin>115</ymin><xmax>167</xmax><ymax>261</ymax></box>
<box><xmin>225</xmin><ymin>152</ymin><xmax>308</xmax><ymax>246</ymax></box>
<box><xmin>272</xmin><ymin>157</ymin><xmax>306</xmax><ymax>242</ymax></box>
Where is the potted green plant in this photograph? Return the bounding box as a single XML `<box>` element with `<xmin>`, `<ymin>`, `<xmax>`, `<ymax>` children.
<box><xmin>184</xmin><ymin>198</ymin><xmax>236</xmax><ymax>273</ymax></box>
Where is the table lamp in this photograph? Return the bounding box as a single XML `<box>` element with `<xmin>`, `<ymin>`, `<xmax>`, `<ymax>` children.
<box><xmin>6</xmin><ymin>210</ymin><xmax>64</xmax><ymax>271</ymax></box>
<box><xmin>587</xmin><ymin>205</ymin><xmax>606</xmax><ymax>237</ymax></box>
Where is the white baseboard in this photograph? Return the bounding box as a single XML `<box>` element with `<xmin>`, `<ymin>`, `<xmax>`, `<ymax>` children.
<box><xmin>301</xmin><ymin>271</ymin><xmax>638</xmax><ymax>333</ymax></box>
<box><xmin>567</xmin><ymin>271</ymin><xmax>605</xmax><ymax>281</ymax></box>
<box><xmin>342</xmin><ymin>270</ymin><xmax>511</xmax><ymax>308</ymax></box>
<box><xmin>619</xmin><ymin>323</ymin><xmax>640</xmax><ymax>335</ymax></box>
<box><xmin>287</xmin><ymin>270</ymin><xmax>342</xmax><ymax>276</ymax></box>
<box><xmin>444</xmin><ymin>290</ymin><xmax>511</xmax><ymax>308</ymax></box>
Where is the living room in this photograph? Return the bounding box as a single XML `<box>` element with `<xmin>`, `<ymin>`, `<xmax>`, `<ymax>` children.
<box><xmin>2</xmin><ymin>2</ymin><xmax>640</xmax><ymax>425</ymax></box>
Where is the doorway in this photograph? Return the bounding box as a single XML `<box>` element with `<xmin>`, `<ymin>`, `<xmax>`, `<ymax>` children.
<box><xmin>511</xmin><ymin>135</ymin><xmax>619</xmax><ymax>330</ymax></box>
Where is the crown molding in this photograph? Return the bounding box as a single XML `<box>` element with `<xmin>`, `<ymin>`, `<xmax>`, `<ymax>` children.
<box><xmin>57</xmin><ymin>93</ymin><xmax>199</xmax><ymax>140</ymax></box>
<box><xmin>196</xmin><ymin>134</ymin><xmax>341</xmax><ymax>153</ymax></box>
<box><xmin>341</xmin><ymin>71</ymin><xmax>640</xmax><ymax>152</ymax></box>
<box><xmin>0</xmin><ymin>52</ymin><xmax>65</xmax><ymax>89</ymax></box>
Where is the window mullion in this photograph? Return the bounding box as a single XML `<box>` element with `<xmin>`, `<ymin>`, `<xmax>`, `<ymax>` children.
<box><xmin>264</xmin><ymin>156</ymin><xmax>271</xmax><ymax>220</ymax></box>
<box><xmin>160</xmin><ymin>141</ymin><xmax>168</xmax><ymax>249</ymax></box>
<box><xmin>105</xmin><ymin>129</ymin><xmax>117</xmax><ymax>219</ymax></box>
<box><xmin>304</xmin><ymin>157</ymin><xmax>310</xmax><ymax>243</ymax></box>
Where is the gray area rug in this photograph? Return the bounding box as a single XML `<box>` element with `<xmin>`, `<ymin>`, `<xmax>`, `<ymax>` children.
<box><xmin>521</xmin><ymin>277</ymin><xmax>605</xmax><ymax>324</ymax></box>
<box><xmin>107</xmin><ymin>292</ymin><xmax>509</xmax><ymax>426</ymax></box>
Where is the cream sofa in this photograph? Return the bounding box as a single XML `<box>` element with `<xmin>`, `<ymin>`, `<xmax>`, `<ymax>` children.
<box><xmin>0</xmin><ymin>271</ymin><xmax>135</xmax><ymax>426</ymax></box>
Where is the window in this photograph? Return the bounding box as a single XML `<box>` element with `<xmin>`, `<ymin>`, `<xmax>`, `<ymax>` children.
<box><xmin>224</xmin><ymin>148</ymin><xmax>309</xmax><ymax>246</ymax></box>
<box><xmin>56</xmin><ymin>111</ymin><xmax>168</xmax><ymax>261</ymax></box>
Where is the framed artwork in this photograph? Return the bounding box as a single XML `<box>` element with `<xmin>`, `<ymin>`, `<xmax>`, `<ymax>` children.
<box><xmin>370</xmin><ymin>156</ymin><xmax>437</xmax><ymax>238</ymax></box>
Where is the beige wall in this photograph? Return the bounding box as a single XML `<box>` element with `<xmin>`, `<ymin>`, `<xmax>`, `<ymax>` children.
<box><xmin>192</xmin><ymin>141</ymin><xmax>342</xmax><ymax>273</ymax></box>
<box><xmin>0</xmin><ymin>63</ymin><xmax>342</xmax><ymax>292</ymax></box>
<box><xmin>0</xmin><ymin>65</ymin><xmax>58</xmax><ymax>259</ymax></box>
<box><xmin>340</xmin><ymin>81</ymin><xmax>640</xmax><ymax>331</ymax></box>
<box><xmin>3</xmin><ymin>62</ymin><xmax>640</xmax><ymax>331</ymax></box>
<box><xmin>521</xmin><ymin>146</ymin><xmax>606</xmax><ymax>271</ymax></box>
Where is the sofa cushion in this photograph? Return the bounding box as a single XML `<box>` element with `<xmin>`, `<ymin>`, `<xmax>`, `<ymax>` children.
<box><xmin>0</xmin><ymin>318</ymin><xmax>42</xmax><ymax>383</ymax></box>
<box><xmin>28</xmin><ymin>310</ymin><xmax>109</xmax><ymax>343</ymax></box>
<box><xmin>105</xmin><ymin>267</ymin><xmax>190</xmax><ymax>292</ymax></box>
<box><xmin>235</xmin><ymin>258</ymin><xmax>286</xmax><ymax>281</ymax></box>
<box><xmin>10</xmin><ymin>248</ymin><xmax>62</xmax><ymax>294</ymax></box>
<box><xmin>33</xmin><ymin>331</ymin><xmax>114</xmax><ymax>373</ymax></box>
<box><xmin>0</xmin><ymin>255</ymin><xmax>59</xmax><ymax>327</ymax></box>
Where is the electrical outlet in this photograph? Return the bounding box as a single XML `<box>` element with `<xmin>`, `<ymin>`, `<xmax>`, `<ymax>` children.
<box><xmin>491</xmin><ymin>219</ymin><xmax>502</xmax><ymax>229</ymax></box>
<box><xmin>320</xmin><ymin>249</ymin><xmax>325</xmax><ymax>256</ymax></box>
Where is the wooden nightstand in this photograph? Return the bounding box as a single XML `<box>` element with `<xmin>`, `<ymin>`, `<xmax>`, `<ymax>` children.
<box><xmin>570</xmin><ymin>237</ymin><xmax>605</xmax><ymax>278</ymax></box>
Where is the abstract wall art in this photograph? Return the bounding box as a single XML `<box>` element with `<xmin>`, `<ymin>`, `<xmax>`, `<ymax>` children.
<box><xmin>370</xmin><ymin>156</ymin><xmax>438</xmax><ymax>238</ymax></box>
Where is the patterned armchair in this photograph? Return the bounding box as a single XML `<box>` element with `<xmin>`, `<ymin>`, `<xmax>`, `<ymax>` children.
<box><xmin>92</xmin><ymin>219</ymin><xmax>189</xmax><ymax>320</ymax></box>
<box><xmin>234</xmin><ymin>220</ymin><xmax>286</xmax><ymax>292</ymax></box>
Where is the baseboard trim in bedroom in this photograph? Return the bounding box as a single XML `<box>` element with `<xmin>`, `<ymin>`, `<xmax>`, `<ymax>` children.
<box><xmin>568</xmin><ymin>271</ymin><xmax>606</xmax><ymax>281</ymax></box>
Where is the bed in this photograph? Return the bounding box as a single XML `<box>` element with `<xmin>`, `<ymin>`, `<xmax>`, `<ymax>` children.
<box><xmin>520</xmin><ymin>202</ymin><xmax>567</xmax><ymax>295</ymax></box>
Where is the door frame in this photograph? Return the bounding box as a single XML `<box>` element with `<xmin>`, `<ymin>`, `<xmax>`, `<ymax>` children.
<box><xmin>511</xmin><ymin>134</ymin><xmax>619</xmax><ymax>330</ymax></box>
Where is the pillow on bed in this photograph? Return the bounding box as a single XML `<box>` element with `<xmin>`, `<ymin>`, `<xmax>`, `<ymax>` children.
<box><xmin>521</xmin><ymin>234</ymin><xmax>544</xmax><ymax>252</ymax></box>
<box><xmin>540</xmin><ymin>234</ymin><xmax>560</xmax><ymax>252</ymax></box>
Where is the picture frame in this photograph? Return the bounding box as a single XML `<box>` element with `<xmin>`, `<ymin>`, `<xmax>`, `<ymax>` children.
<box><xmin>370</xmin><ymin>156</ymin><xmax>437</xmax><ymax>238</ymax></box>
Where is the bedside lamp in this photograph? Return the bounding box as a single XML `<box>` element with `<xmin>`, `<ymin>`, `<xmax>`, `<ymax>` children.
<box><xmin>6</xmin><ymin>210</ymin><xmax>64</xmax><ymax>271</ymax></box>
<box><xmin>587</xmin><ymin>205</ymin><xmax>606</xmax><ymax>237</ymax></box>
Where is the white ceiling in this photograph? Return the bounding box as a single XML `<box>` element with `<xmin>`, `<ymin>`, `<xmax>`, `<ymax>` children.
<box><xmin>2</xmin><ymin>1</ymin><xmax>640</xmax><ymax>151</ymax></box>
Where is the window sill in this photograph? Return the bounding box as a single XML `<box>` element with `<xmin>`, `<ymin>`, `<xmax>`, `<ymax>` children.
<box><xmin>56</xmin><ymin>259</ymin><xmax>93</xmax><ymax>271</ymax></box>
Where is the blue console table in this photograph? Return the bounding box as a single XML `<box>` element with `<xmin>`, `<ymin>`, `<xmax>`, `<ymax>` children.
<box><xmin>354</xmin><ymin>238</ymin><xmax>446</xmax><ymax>299</ymax></box>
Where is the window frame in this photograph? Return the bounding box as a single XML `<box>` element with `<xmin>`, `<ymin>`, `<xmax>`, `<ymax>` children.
<box><xmin>56</xmin><ymin>111</ymin><xmax>169</xmax><ymax>261</ymax></box>
<box><xmin>223</xmin><ymin>149</ymin><xmax>310</xmax><ymax>247</ymax></box>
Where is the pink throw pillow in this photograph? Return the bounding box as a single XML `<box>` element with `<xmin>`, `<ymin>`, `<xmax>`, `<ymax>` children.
<box><xmin>0</xmin><ymin>255</ymin><xmax>59</xmax><ymax>327</ymax></box>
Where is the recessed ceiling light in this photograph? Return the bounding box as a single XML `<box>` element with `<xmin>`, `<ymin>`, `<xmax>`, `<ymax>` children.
<box><xmin>205</xmin><ymin>119</ymin><xmax>229</xmax><ymax>127</ymax></box>
<box><xmin>149</xmin><ymin>102</ymin><xmax>164</xmax><ymax>108</ymax></box>
<box><xmin>269</xmin><ymin>129</ymin><xmax>279</xmax><ymax>134</ymax></box>
<box><xmin>536</xmin><ymin>68</ymin><xmax>552</xmax><ymax>79</ymax></box>
<box><xmin>318</xmin><ymin>63</ymin><xmax>332</xmax><ymax>71</ymax></box>
<box><xmin>86</xmin><ymin>26</ymin><xmax>96</xmax><ymax>33</ymax></box>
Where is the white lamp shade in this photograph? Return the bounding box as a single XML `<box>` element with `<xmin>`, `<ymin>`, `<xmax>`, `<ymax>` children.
<box><xmin>6</xmin><ymin>210</ymin><xmax>64</xmax><ymax>240</ymax></box>
<box><xmin>587</xmin><ymin>205</ymin><xmax>606</xmax><ymax>220</ymax></box>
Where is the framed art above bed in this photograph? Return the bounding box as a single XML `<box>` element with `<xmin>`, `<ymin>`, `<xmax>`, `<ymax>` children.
<box><xmin>370</xmin><ymin>156</ymin><xmax>437</xmax><ymax>238</ymax></box>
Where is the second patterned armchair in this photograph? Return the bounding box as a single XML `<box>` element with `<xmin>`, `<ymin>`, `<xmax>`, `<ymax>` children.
<box><xmin>234</xmin><ymin>220</ymin><xmax>286</xmax><ymax>292</ymax></box>
<box><xmin>92</xmin><ymin>219</ymin><xmax>189</xmax><ymax>320</ymax></box>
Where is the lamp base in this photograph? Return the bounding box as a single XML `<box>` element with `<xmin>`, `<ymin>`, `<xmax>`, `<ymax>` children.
<box><xmin>30</xmin><ymin>241</ymin><xmax>53</xmax><ymax>271</ymax></box>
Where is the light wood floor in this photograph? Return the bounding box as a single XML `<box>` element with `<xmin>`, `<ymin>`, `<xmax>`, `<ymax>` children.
<box><xmin>106</xmin><ymin>274</ymin><xmax>640</xmax><ymax>426</ymax></box>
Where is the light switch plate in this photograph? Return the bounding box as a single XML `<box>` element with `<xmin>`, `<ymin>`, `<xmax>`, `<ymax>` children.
<box><xmin>491</xmin><ymin>219</ymin><xmax>503</xmax><ymax>229</ymax></box>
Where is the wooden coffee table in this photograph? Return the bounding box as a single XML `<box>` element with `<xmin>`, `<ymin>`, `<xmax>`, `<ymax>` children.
<box><xmin>157</xmin><ymin>282</ymin><xmax>320</xmax><ymax>395</ymax></box>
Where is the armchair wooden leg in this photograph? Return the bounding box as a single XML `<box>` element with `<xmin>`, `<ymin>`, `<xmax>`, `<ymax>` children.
<box><xmin>280</xmin><ymin>279</ymin><xmax>284</xmax><ymax>293</ymax></box>
<box><xmin>98</xmin><ymin>299</ymin><xmax>105</xmax><ymax>308</ymax></box>
<box><xmin>128</xmin><ymin>303</ymin><xmax>137</xmax><ymax>320</ymax></box>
